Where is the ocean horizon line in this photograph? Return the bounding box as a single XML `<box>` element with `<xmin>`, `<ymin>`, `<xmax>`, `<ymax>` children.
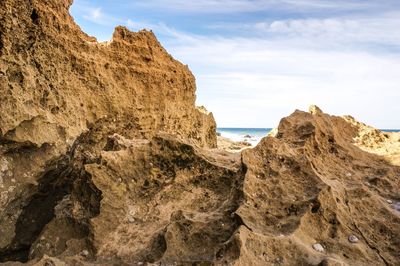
<box><xmin>217</xmin><ymin>127</ymin><xmax>273</xmax><ymax>130</ymax></box>
<box><xmin>218</xmin><ymin>127</ymin><xmax>400</xmax><ymax>132</ymax></box>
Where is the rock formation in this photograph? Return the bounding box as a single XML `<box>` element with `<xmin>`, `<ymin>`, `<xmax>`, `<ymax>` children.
<box><xmin>0</xmin><ymin>0</ymin><xmax>216</xmax><ymax>149</ymax></box>
<box><xmin>343</xmin><ymin>116</ymin><xmax>400</xmax><ymax>166</ymax></box>
<box><xmin>1</xmin><ymin>0</ymin><xmax>399</xmax><ymax>265</ymax></box>
<box><xmin>217</xmin><ymin>136</ymin><xmax>252</xmax><ymax>152</ymax></box>
<box><xmin>1</xmin><ymin>0</ymin><xmax>216</xmax><ymax>263</ymax></box>
<box><xmin>237</xmin><ymin>108</ymin><xmax>400</xmax><ymax>265</ymax></box>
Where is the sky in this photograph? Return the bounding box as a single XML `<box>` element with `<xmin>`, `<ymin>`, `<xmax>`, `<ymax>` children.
<box><xmin>70</xmin><ymin>0</ymin><xmax>400</xmax><ymax>128</ymax></box>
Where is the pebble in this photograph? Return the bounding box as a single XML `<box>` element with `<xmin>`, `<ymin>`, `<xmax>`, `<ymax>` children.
<box><xmin>345</xmin><ymin>173</ymin><xmax>352</xmax><ymax>177</ymax></box>
<box><xmin>387</xmin><ymin>199</ymin><xmax>393</xmax><ymax>204</ymax></box>
<box><xmin>81</xmin><ymin>250</ymin><xmax>89</xmax><ymax>257</ymax></box>
<box><xmin>312</xmin><ymin>243</ymin><xmax>324</xmax><ymax>252</ymax></box>
<box><xmin>348</xmin><ymin>235</ymin><xmax>359</xmax><ymax>243</ymax></box>
<box><xmin>394</xmin><ymin>202</ymin><xmax>400</xmax><ymax>212</ymax></box>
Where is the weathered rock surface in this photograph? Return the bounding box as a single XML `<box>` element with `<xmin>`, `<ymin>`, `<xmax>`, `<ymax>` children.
<box><xmin>217</xmin><ymin>136</ymin><xmax>252</xmax><ymax>153</ymax></box>
<box><xmin>0</xmin><ymin>0</ymin><xmax>216</xmax><ymax>149</ymax></box>
<box><xmin>343</xmin><ymin>116</ymin><xmax>400</xmax><ymax>166</ymax></box>
<box><xmin>237</xmin><ymin>107</ymin><xmax>400</xmax><ymax>265</ymax></box>
<box><xmin>0</xmin><ymin>0</ymin><xmax>399</xmax><ymax>265</ymax></box>
<box><xmin>1</xmin><ymin>0</ymin><xmax>217</xmax><ymax>264</ymax></box>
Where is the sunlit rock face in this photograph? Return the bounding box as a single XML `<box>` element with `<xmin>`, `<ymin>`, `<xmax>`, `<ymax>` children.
<box><xmin>0</xmin><ymin>0</ymin><xmax>217</xmax><ymax>263</ymax></box>
<box><xmin>0</xmin><ymin>0</ymin><xmax>217</xmax><ymax>149</ymax></box>
<box><xmin>237</xmin><ymin>107</ymin><xmax>400</xmax><ymax>265</ymax></box>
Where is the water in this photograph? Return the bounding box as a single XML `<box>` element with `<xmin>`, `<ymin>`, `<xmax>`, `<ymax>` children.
<box><xmin>217</xmin><ymin>128</ymin><xmax>400</xmax><ymax>146</ymax></box>
<box><xmin>382</xmin><ymin>129</ymin><xmax>400</xmax><ymax>132</ymax></box>
<box><xmin>217</xmin><ymin>128</ymin><xmax>272</xmax><ymax>146</ymax></box>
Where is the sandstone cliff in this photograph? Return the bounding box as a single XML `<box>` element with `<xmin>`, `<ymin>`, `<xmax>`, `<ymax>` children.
<box><xmin>0</xmin><ymin>0</ymin><xmax>216</xmax><ymax>149</ymax></box>
<box><xmin>0</xmin><ymin>0</ymin><xmax>399</xmax><ymax>265</ymax></box>
<box><xmin>1</xmin><ymin>0</ymin><xmax>216</xmax><ymax>263</ymax></box>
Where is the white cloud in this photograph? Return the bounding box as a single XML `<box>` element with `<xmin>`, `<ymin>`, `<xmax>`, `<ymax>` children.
<box><xmin>148</xmin><ymin>17</ymin><xmax>400</xmax><ymax>128</ymax></box>
<box><xmin>132</xmin><ymin>0</ymin><xmax>384</xmax><ymax>13</ymax></box>
<box><xmin>90</xmin><ymin>7</ymin><xmax>102</xmax><ymax>19</ymax></box>
<box><xmin>253</xmin><ymin>13</ymin><xmax>400</xmax><ymax>46</ymax></box>
<box><xmin>71</xmin><ymin>1</ymin><xmax>122</xmax><ymax>27</ymax></box>
<box><xmin>82</xmin><ymin>7</ymin><xmax>104</xmax><ymax>23</ymax></box>
<box><xmin>70</xmin><ymin>0</ymin><xmax>400</xmax><ymax>128</ymax></box>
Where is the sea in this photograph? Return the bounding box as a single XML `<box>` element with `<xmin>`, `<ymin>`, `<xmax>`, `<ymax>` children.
<box><xmin>382</xmin><ymin>129</ymin><xmax>400</xmax><ymax>132</ymax></box>
<box><xmin>217</xmin><ymin>128</ymin><xmax>272</xmax><ymax>146</ymax></box>
<box><xmin>218</xmin><ymin>128</ymin><xmax>400</xmax><ymax>146</ymax></box>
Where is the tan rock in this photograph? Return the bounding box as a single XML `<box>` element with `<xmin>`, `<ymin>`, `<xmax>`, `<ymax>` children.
<box><xmin>217</xmin><ymin>136</ymin><xmax>252</xmax><ymax>152</ymax></box>
<box><xmin>0</xmin><ymin>0</ymin><xmax>216</xmax><ymax>263</ymax></box>
<box><xmin>0</xmin><ymin>0</ymin><xmax>399</xmax><ymax>265</ymax></box>
<box><xmin>343</xmin><ymin>115</ymin><xmax>400</xmax><ymax>166</ymax></box>
<box><xmin>237</xmin><ymin>109</ymin><xmax>400</xmax><ymax>265</ymax></box>
<box><xmin>0</xmin><ymin>0</ymin><xmax>216</xmax><ymax>148</ymax></box>
<box><xmin>309</xmin><ymin>104</ymin><xmax>323</xmax><ymax>115</ymax></box>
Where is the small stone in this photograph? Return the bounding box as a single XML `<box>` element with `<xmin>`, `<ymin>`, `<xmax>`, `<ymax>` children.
<box><xmin>393</xmin><ymin>202</ymin><xmax>400</xmax><ymax>212</ymax></box>
<box><xmin>81</xmin><ymin>249</ymin><xmax>89</xmax><ymax>257</ymax></box>
<box><xmin>387</xmin><ymin>199</ymin><xmax>393</xmax><ymax>204</ymax></box>
<box><xmin>137</xmin><ymin>262</ymin><xmax>144</xmax><ymax>266</ymax></box>
<box><xmin>312</xmin><ymin>243</ymin><xmax>324</xmax><ymax>252</ymax></box>
<box><xmin>345</xmin><ymin>173</ymin><xmax>352</xmax><ymax>177</ymax></box>
<box><xmin>348</xmin><ymin>235</ymin><xmax>359</xmax><ymax>243</ymax></box>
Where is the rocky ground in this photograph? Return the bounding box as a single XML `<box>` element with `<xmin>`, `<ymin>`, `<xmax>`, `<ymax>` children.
<box><xmin>217</xmin><ymin>136</ymin><xmax>252</xmax><ymax>153</ymax></box>
<box><xmin>0</xmin><ymin>1</ymin><xmax>399</xmax><ymax>265</ymax></box>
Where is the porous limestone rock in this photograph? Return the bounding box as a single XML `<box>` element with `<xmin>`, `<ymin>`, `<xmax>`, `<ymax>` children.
<box><xmin>236</xmin><ymin>106</ymin><xmax>400</xmax><ymax>265</ymax></box>
<box><xmin>0</xmin><ymin>0</ymin><xmax>216</xmax><ymax>263</ymax></box>
<box><xmin>0</xmin><ymin>0</ymin><xmax>216</xmax><ymax>149</ymax></box>
<box><xmin>0</xmin><ymin>0</ymin><xmax>399</xmax><ymax>264</ymax></box>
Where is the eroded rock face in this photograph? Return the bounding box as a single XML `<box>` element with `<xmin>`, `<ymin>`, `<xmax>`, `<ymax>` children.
<box><xmin>1</xmin><ymin>0</ymin><xmax>399</xmax><ymax>265</ymax></box>
<box><xmin>343</xmin><ymin>115</ymin><xmax>400</xmax><ymax>166</ymax></box>
<box><xmin>87</xmin><ymin>135</ymin><xmax>244</xmax><ymax>264</ymax></box>
<box><xmin>0</xmin><ymin>0</ymin><xmax>216</xmax><ymax>263</ymax></box>
<box><xmin>237</xmin><ymin>108</ymin><xmax>400</xmax><ymax>265</ymax></box>
<box><xmin>0</xmin><ymin>0</ymin><xmax>216</xmax><ymax>148</ymax></box>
